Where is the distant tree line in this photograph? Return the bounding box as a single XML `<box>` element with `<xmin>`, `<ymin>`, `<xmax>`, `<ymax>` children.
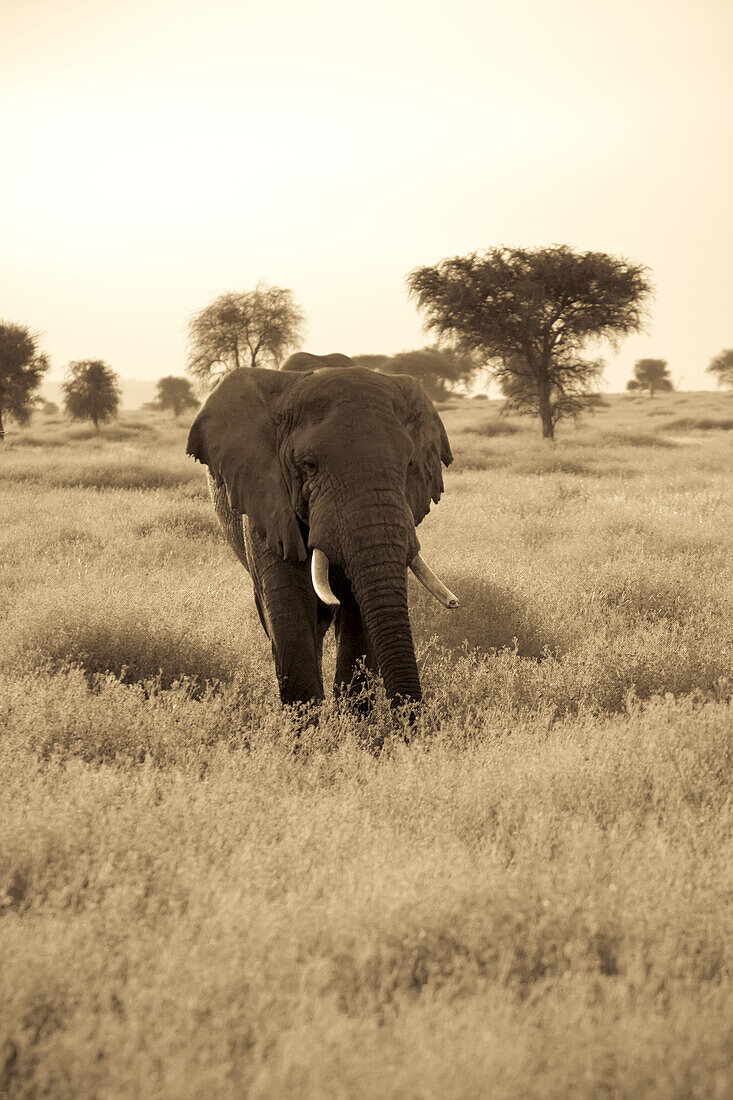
<box><xmin>3</xmin><ymin>251</ymin><xmax>731</xmax><ymax>442</ymax></box>
<box><xmin>622</xmin><ymin>352</ymin><xmax>733</xmax><ymax>397</ymax></box>
<box><xmin>182</xmin><ymin>247</ymin><xmax>654</xmax><ymax>439</ymax></box>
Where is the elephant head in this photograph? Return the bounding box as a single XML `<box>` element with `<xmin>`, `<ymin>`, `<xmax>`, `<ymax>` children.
<box><xmin>186</xmin><ymin>360</ymin><xmax>456</xmax><ymax>706</ymax></box>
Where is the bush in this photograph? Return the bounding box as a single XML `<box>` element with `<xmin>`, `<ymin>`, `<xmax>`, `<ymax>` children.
<box><xmin>2</xmin><ymin>590</ymin><xmax>239</xmax><ymax>694</ymax></box>
<box><xmin>657</xmin><ymin>417</ymin><xmax>733</xmax><ymax>432</ymax></box>
<box><xmin>468</xmin><ymin>418</ymin><xmax>522</xmax><ymax>438</ymax></box>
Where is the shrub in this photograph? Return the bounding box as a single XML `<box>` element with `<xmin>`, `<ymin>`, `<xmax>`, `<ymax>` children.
<box><xmin>657</xmin><ymin>417</ymin><xmax>733</xmax><ymax>432</ymax></box>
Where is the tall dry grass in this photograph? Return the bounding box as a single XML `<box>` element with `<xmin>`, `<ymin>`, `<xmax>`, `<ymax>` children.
<box><xmin>1</xmin><ymin>394</ymin><xmax>732</xmax><ymax>1097</ymax></box>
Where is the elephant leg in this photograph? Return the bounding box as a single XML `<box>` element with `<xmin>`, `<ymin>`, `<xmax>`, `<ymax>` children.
<box><xmin>333</xmin><ymin>596</ymin><xmax>378</xmax><ymax>710</ymax></box>
<box><xmin>247</xmin><ymin>526</ymin><xmax>327</xmax><ymax>706</ymax></box>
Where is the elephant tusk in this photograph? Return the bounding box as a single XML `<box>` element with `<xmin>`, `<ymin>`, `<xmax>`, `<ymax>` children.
<box><xmin>311</xmin><ymin>549</ymin><xmax>340</xmax><ymax>606</ymax></box>
<box><xmin>409</xmin><ymin>553</ymin><xmax>459</xmax><ymax>609</ymax></box>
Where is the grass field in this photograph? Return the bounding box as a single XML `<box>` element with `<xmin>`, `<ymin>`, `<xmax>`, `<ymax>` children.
<box><xmin>2</xmin><ymin>389</ymin><xmax>732</xmax><ymax>1098</ymax></box>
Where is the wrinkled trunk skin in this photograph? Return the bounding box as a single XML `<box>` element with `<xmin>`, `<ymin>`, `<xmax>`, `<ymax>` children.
<box><xmin>312</xmin><ymin>490</ymin><xmax>422</xmax><ymax>706</ymax></box>
<box><xmin>350</xmin><ymin>563</ymin><xmax>421</xmax><ymax>705</ymax></box>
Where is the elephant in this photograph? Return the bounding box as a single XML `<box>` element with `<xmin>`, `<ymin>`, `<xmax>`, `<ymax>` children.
<box><xmin>186</xmin><ymin>354</ymin><xmax>458</xmax><ymax>710</ymax></box>
<box><xmin>282</xmin><ymin>351</ymin><xmax>356</xmax><ymax>372</ymax></box>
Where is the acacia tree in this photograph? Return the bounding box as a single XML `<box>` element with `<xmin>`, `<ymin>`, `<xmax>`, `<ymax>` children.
<box><xmin>62</xmin><ymin>360</ymin><xmax>121</xmax><ymax>431</ymax></box>
<box><xmin>186</xmin><ymin>282</ymin><xmax>306</xmax><ymax>388</ymax></box>
<box><xmin>706</xmin><ymin>349</ymin><xmax>733</xmax><ymax>388</ymax></box>
<box><xmin>626</xmin><ymin>358</ymin><xmax>673</xmax><ymax>397</ymax></box>
<box><xmin>407</xmin><ymin>245</ymin><xmax>652</xmax><ymax>439</ymax></box>
<box><xmin>152</xmin><ymin>376</ymin><xmax>199</xmax><ymax>418</ymax></box>
<box><xmin>0</xmin><ymin>321</ymin><xmax>50</xmax><ymax>440</ymax></box>
<box><xmin>353</xmin><ymin>346</ymin><xmax>477</xmax><ymax>401</ymax></box>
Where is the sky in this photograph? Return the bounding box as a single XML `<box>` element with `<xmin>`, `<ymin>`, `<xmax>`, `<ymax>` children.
<box><xmin>2</xmin><ymin>0</ymin><xmax>732</xmax><ymax>394</ymax></box>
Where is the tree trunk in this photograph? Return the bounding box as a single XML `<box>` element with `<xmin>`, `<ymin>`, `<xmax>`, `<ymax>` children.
<box><xmin>532</xmin><ymin>359</ymin><xmax>555</xmax><ymax>440</ymax></box>
<box><xmin>538</xmin><ymin>384</ymin><xmax>555</xmax><ymax>440</ymax></box>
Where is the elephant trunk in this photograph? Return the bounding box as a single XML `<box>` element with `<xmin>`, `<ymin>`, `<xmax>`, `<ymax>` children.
<box><xmin>335</xmin><ymin>494</ymin><xmax>422</xmax><ymax>705</ymax></box>
<box><xmin>355</xmin><ymin>571</ymin><xmax>422</xmax><ymax>704</ymax></box>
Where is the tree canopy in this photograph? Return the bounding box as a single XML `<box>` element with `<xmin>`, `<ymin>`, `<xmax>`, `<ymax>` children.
<box><xmin>151</xmin><ymin>376</ymin><xmax>199</xmax><ymax>418</ymax></box>
<box><xmin>62</xmin><ymin>360</ymin><xmax>121</xmax><ymax>430</ymax></box>
<box><xmin>706</xmin><ymin>349</ymin><xmax>733</xmax><ymax>388</ymax></box>
<box><xmin>406</xmin><ymin>245</ymin><xmax>652</xmax><ymax>438</ymax></box>
<box><xmin>186</xmin><ymin>283</ymin><xmax>306</xmax><ymax>387</ymax></box>
<box><xmin>0</xmin><ymin>321</ymin><xmax>50</xmax><ymax>440</ymax></box>
<box><xmin>626</xmin><ymin>358</ymin><xmax>673</xmax><ymax>397</ymax></box>
<box><xmin>353</xmin><ymin>346</ymin><xmax>477</xmax><ymax>401</ymax></box>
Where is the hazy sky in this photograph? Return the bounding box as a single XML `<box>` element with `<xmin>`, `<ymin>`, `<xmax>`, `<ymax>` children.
<box><xmin>2</xmin><ymin>0</ymin><xmax>731</xmax><ymax>392</ymax></box>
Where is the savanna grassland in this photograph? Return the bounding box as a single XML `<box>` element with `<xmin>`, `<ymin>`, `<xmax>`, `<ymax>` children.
<box><xmin>1</xmin><ymin>390</ymin><xmax>733</xmax><ymax>1098</ymax></box>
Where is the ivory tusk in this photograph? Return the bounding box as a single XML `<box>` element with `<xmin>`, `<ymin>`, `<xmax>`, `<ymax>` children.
<box><xmin>311</xmin><ymin>549</ymin><xmax>340</xmax><ymax>606</ymax></box>
<box><xmin>409</xmin><ymin>553</ymin><xmax>459</xmax><ymax>609</ymax></box>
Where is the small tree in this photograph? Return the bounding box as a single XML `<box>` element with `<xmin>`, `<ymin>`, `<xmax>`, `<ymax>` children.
<box><xmin>407</xmin><ymin>245</ymin><xmax>652</xmax><ymax>439</ymax></box>
<box><xmin>0</xmin><ymin>321</ymin><xmax>50</xmax><ymax>440</ymax></box>
<box><xmin>62</xmin><ymin>360</ymin><xmax>121</xmax><ymax>431</ymax></box>
<box><xmin>186</xmin><ymin>282</ymin><xmax>306</xmax><ymax>387</ymax></box>
<box><xmin>627</xmin><ymin>358</ymin><xmax>673</xmax><ymax>397</ymax></box>
<box><xmin>385</xmin><ymin>347</ymin><xmax>477</xmax><ymax>401</ymax></box>
<box><xmin>706</xmin><ymin>349</ymin><xmax>733</xmax><ymax>388</ymax></box>
<box><xmin>353</xmin><ymin>347</ymin><xmax>477</xmax><ymax>400</ymax></box>
<box><xmin>152</xmin><ymin>376</ymin><xmax>199</xmax><ymax>418</ymax></box>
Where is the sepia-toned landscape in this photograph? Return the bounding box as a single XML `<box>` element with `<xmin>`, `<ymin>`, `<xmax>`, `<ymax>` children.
<box><xmin>2</xmin><ymin>390</ymin><xmax>732</xmax><ymax>1097</ymax></box>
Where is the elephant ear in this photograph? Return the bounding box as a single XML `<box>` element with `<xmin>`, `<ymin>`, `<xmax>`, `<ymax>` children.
<box><xmin>388</xmin><ymin>374</ymin><xmax>453</xmax><ymax>526</ymax></box>
<box><xmin>186</xmin><ymin>368</ymin><xmax>306</xmax><ymax>561</ymax></box>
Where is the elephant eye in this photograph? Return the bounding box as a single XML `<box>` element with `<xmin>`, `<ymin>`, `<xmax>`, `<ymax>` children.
<box><xmin>301</xmin><ymin>458</ymin><xmax>317</xmax><ymax>478</ymax></box>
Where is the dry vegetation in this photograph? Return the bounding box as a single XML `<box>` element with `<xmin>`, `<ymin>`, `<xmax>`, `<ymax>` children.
<box><xmin>1</xmin><ymin>389</ymin><xmax>732</xmax><ymax>1098</ymax></box>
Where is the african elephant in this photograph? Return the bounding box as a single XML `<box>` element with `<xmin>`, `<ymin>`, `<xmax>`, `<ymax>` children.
<box><xmin>186</xmin><ymin>356</ymin><xmax>457</xmax><ymax>709</ymax></box>
<box><xmin>282</xmin><ymin>351</ymin><xmax>356</xmax><ymax>372</ymax></box>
